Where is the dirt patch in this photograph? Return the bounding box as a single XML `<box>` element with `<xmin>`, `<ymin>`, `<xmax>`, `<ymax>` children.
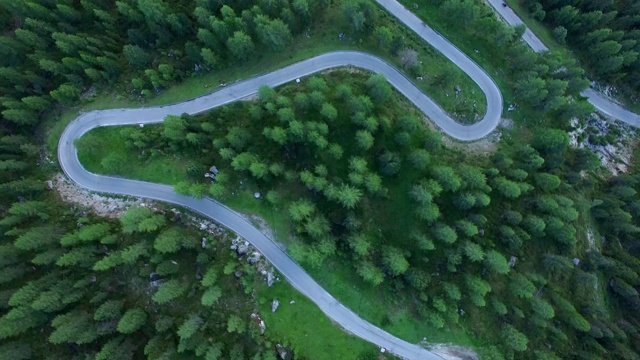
<box><xmin>247</xmin><ymin>214</ymin><xmax>279</xmax><ymax>244</ymax></box>
<box><xmin>500</xmin><ymin>117</ymin><xmax>514</xmax><ymax>129</ymax></box>
<box><xmin>240</xmin><ymin>93</ymin><xmax>259</xmax><ymax>102</ymax></box>
<box><xmin>442</xmin><ymin>130</ymin><xmax>500</xmax><ymax>154</ymax></box>
<box><xmin>53</xmin><ymin>173</ymin><xmax>147</xmax><ymax>218</ymax></box>
<box><xmin>320</xmin><ymin>67</ymin><xmax>368</xmax><ymax>76</ymax></box>
<box><xmin>429</xmin><ymin>344</ymin><xmax>479</xmax><ymax>360</ymax></box>
<box><xmin>418</xmin><ymin>113</ymin><xmax>499</xmax><ymax>154</ymax></box>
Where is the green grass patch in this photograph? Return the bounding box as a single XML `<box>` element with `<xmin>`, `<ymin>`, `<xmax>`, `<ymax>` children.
<box><xmin>256</xmin><ymin>281</ymin><xmax>382</xmax><ymax>360</ymax></box>
<box><xmin>75</xmin><ymin>126</ymin><xmax>189</xmax><ymax>185</ymax></box>
<box><xmin>304</xmin><ymin>255</ymin><xmax>480</xmax><ymax>347</ymax></box>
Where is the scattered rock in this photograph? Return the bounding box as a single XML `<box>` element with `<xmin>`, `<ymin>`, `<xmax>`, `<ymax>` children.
<box><xmin>454</xmin><ymin>85</ymin><xmax>461</xmax><ymax>94</ymax></box>
<box><xmin>508</xmin><ymin>256</ymin><xmax>518</xmax><ymax>268</ymax></box>
<box><xmin>53</xmin><ymin>173</ymin><xmax>146</xmax><ymax>218</ymax></box>
<box><xmin>586</xmin><ymin>227</ymin><xmax>597</xmax><ymax>251</ymax></box>
<box><xmin>272</xmin><ymin>300</ymin><xmax>280</xmax><ymax>313</ymax></box>
<box><xmin>289</xmin><ymin>300</ymin><xmax>295</xmax><ymax>305</ymax></box>
<box><xmin>234</xmin><ymin>271</ymin><xmax>243</xmax><ymax>278</ymax></box>
<box><xmin>247</xmin><ymin>252</ymin><xmax>261</xmax><ymax>264</ymax></box>
<box><xmin>251</xmin><ymin>313</ymin><xmax>266</xmax><ymax>335</ymax></box>
<box><xmin>500</xmin><ymin>118</ymin><xmax>514</xmax><ymax>129</ymax></box>
<box><xmin>275</xmin><ymin>344</ymin><xmax>293</xmax><ymax>360</ymax></box>
<box><xmin>237</xmin><ymin>241</ymin><xmax>249</xmax><ymax>256</ymax></box>
<box><xmin>568</xmin><ymin>113</ymin><xmax>637</xmax><ymax>176</ymax></box>
<box><xmin>254</xmin><ymin>192</ymin><xmax>261</xmax><ymax>199</ymax></box>
<box><xmin>169</xmin><ymin>208</ymin><xmax>181</xmax><ymax>221</ymax></box>
<box><xmin>266</xmin><ymin>271</ymin><xmax>275</xmax><ymax>287</ymax></box>
<box><xmin>572</xmin><ymin>258</ymin><xmax>580</xmax><ymax>266</ymax></box>
<box><xmin>149</xmin><ymin>272</ymin><xmax>163</xmax><ymax>288</ymax></box>
<box><xmin>46</xmin><ymin>180</ymin><xmax>53</xmax><ymax>190</ymax></box>
<box><xmin>458</xmin><ymin>308</ymin><xmax>465</xmax><ymax>316</ymax></box>
<box><xmin>201</xmin><ymin>237</ymin><xmax>208</xmax><ymax>249</ymax></box>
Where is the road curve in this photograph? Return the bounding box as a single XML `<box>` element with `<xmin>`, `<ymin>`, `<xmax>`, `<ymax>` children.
<box><xmin>376</xmin><ymin>0</ymin><xmax>503</xmax><ymax>140</ymax></box>
<box><xmin>61</xmin><ymin>51</ymin><xmax>477</xmax><ymax>360</ymax></box>
<box><xmin>59</xmin><ymin>1</ymin><xmax>508</xmax><ymax>357</ymax></box>
<box><xmin>485</xmin><ymin>0</ymin><xmax>640</xmax><ymax>127</ymax></box>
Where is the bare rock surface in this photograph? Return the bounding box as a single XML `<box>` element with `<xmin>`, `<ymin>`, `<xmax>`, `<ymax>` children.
<box><xmin>569</xmin><ymin>113</ymin><xmax>638</xmax><ymax>175</ymax></box>
<box><xmin>53</xmin><ymin>173</ymin><xmax>145</xmax><ymax>217</ymax></box>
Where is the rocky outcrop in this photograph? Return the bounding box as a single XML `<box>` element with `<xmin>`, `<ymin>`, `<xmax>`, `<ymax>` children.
<box><xmin>251</xmin><ymin>313</ymin><xmax>266</xmax><ymax>335</ymax></box>
<box><xmin>275</xmin><ymin>344</ymin><xmax>294</xmax><ymax>360</ymax></box>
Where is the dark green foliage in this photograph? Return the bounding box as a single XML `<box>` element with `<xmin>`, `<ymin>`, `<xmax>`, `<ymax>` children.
<box><xmin>528</xmin><ymin>0</ymin><xmax>640</xmax><ymax>93</ymax></box>
<box><xmin>1</xmin><ymin>0</ymin><xmax>637</xmax><ymax>353</ymax></box>
<box><xmin>343</xmin><ymin>0</ymin><xmax>377</xmax><ymax>32</ymax></box>
<box><xmin>501</xmin><ymin>324</ymin><xmax>528</xmax><ymax>352</ymax></box>
<box><xmin>509</xmin><ymin>273</ymin><xmax>536</xmax><ymax>299</ymax></box>
<box><xmin>72</xmin><ymin>66</ymin><xmax>640</xmax><ymax>358</ymax></box>
<box><xmin>117</xmin><ymin>308</ymin><xmax>147</xmax><ymax>334</ymax></box>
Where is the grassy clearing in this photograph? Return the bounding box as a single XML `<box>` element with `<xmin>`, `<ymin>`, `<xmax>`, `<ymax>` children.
<box><xmin>256</xmin><ymin>281</ymin><xmax>382</xmax><ymax>360</ymax></box>
<box><xmin>44</xmin><ymin>0</ymin><xmax>487</xmax><ymax>158</ymax></box>
<box><xmin>74</xmin><ymin>126</ymin><xmax>189</xmax><ymax>185</ymax></box>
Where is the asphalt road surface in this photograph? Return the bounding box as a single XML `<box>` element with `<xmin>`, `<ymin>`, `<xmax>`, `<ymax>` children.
<box><xmin>485</xmin><ymin>0</ymin><xmax>640</xmax><ymax>127</ymax></box>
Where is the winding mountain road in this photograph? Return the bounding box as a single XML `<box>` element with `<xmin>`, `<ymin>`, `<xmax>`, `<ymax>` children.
<box><xmin>59</xmin><ymin>51</ymin><xmax>468</xmax><ymax>360</ymax></box>
<box><xmin>485</xmin><ymin>0</ymin><xmax>640</xmax><ymax>127</ymax></box>
<box><xmin>57</xmin><ymin>1</ymin><xmax>640</xmax><ymax>359</ymax></box>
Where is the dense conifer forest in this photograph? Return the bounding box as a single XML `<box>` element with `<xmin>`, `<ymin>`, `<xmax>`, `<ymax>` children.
<box><xmin>2</xmin><ymin>0</ymin><xmax>640</xmax><ymax>359</ymax></box>
<box><xmin>522</xmin><ymin>0</ymin><xmax>640</xmax><ymax>99</ymax></box>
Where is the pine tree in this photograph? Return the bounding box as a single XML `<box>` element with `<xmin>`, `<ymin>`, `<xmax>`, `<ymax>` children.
<box><xmin>152</xmin><ymin>279</ymin><xmax>188</xmax><ymax>304</ymax></box>
<box><xmin>94</xmin><ymin>299</ymin><xmax>124</xmax><ymax>321</ymax></box>
<box><xmin>484</xmin><ymin>250</ymin><xmax>510</xmax><ymax>275</ymax></box>
<box><xmin>510</xmin><ymin>273</ymin><xmax>536</xmax><ymax>299</ymax></box>
<box><xmin>178</xmin><ymin>314</ymin><xmax>204</xmax><ymax>340</ymax></box>
<box><xmin>501</xmin><ymin>324</ymin><xmax>528</xmax><ymax>352</ymax></box>
<box><xmin>356</xmin><ymin>261</ymin><xmax>384</xmax><ymax>286</ymax></box>
<box><xmin>382</xmin><ymin>246</ymin><xmax>410</xmax><ymax>276</ymax></box>
<box><xmin>117</xmin><ymin>307</ymin><xmax>147</xmax><ymax>334</ymax></box>
<box><xmin>227</xmin><ymin>314</ymin><xmax>246</xmax><ymax>334</ymax></box>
